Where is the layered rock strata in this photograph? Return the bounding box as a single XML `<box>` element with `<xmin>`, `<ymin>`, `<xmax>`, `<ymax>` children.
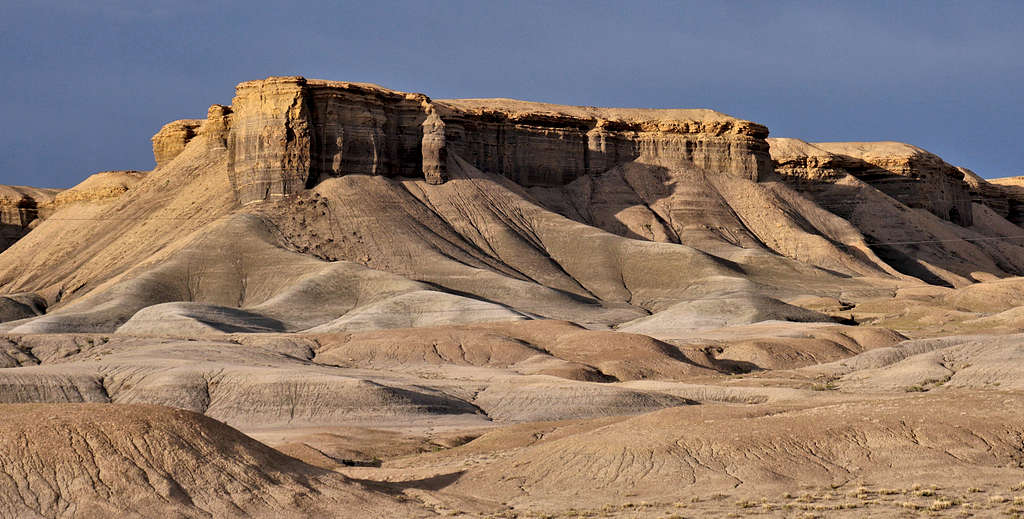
<box><xmin>47</xmin><ymin>170</ymin><xmax>146</xmax><ymax>207</ymax></box>
<box><xmin>0</xmin><ymin>185</ymin><xmax>61</xmax><ymax>250</ymax></box>
<box><xmin>987</xmin><ymin>176</ymin><xmax>1024</xmax><ymax>225</ymax></box>
<box><xmin>151</xmin><ymin>119</ymin><xmax>203</xmax><ymax>167</ymax></box>
<box><xmin>206</xmin><ymin>76</ymin><xmax>770</xmax><ymax>204</ymax></box>
<box><xmin>434</xmin><ymin>98</ymin><xmax>771</xmax><ymax>187</ymax></box>
<box><xmin>770</xmin><ymin>138</ymin><xmax>973</xmax><ymax>226</ymax></box>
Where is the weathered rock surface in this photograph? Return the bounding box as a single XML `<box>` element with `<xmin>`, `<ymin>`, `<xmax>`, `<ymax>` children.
<box><xmin>0</xmin><ymin>185</ymin><xmax>61</xmax><ymax>251</ymax></box>
<box><xmin>48</xmin><ymin>170</ymin><xmax>145</xmax><ymax>206</ymax></box>
<box><xmin>770</xmin><ymin>138</ymin><xmax>973</xmax><ymax>225</ymax></box>
<box><xmin>223</xmin><ymin>76</ymin><xmax>770</xmax><ymax>204</ymax></box>
<box><xmin>988</xmin><ymin>175</ymin><xmax>1024</xmax><ymax>225</ymax></box>
<box><xmin>0</xmin><ymin>403</ymin><xmax>427</xmax><ymax>517</ymax></box>
<box><xmin>435</xmin><ymin>97</ymin><xmax>771</xmax><ymax>187</ymax></box>
<box><xmin>151</xmin><ymin>118</ymin><xmax>203</xmax><ymax>167</ymax></box>
<box><xmin>769</xmin><ymin>138</ymin><xmax>1024</xmax><ymax>283</ymax></box>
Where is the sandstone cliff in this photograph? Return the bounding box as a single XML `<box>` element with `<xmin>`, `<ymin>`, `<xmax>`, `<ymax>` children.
<box><xmin>769</xmin><ymin>138</ymin><xmax>1024</xmax><ymax>284</ymax></box>
<box><xmin>986</xmin><ymin>175</ymin><xmax>1024</xmax><ymax>225</ymax></box>
<box><xmin>0</xmin><ymin>185</ymin><xmax>61</xmax><ymax>251</ymax></box>
<box><xmin>151</xmin><ymin>119</ymin><xmax>203</xmax><ymax>167</ymax></box>
<box><xmin>770</xmin><ymin>139</ymin><xmax>973</xmax><ymax>226</ymax></box>
<box><xmin>217</xmin><ymin>76</ymin><xmax>770</xmax><ymax>204</ymax></box>
<box><xmin>0</xmin><ymin>171</ymin><xmax>148</xmax><ymax>253</ymax></box>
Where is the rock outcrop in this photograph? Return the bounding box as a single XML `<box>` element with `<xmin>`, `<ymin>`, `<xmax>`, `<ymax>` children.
<box><xmin>769</xmin><ymin>138</ymin><xmax>974</xmax><ymax>226</ymax></box>
<box><xmin>151</xmin><ymin>119</ymin><xmax>203</xmax><ymax>167</ymax></box>
<box><xmin>47</xmin><ymin>170</ymin><xmax>146</xmax><ymax>207</ymax></box>
<box><xmin>216</xmin><ymin>76</ymin><xmax>770</xmax><ymax>204</ymax></box>
<box><xmin>987</xmin><ymin>175</ymin><xmax>1024</xmax><ymax>225</ymax></box>
<box><xmin>434</xmin><ymin>98</ymin><xmax>771</xmax><ymax>187</ymax></box>
<box><xmin>960</xmin><ymin>167</ymin><xmax>1010</xmax><ymax>217</ymax></box>
<box><xmin>0</xmin><ymin>185</ymin><xmax>61</xmax><ymax>250</ymax></box>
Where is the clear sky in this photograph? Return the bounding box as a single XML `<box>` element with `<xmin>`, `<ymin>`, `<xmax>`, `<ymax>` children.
<box><xmin>3</xmin><ymin>0</ymin><xmax>1022</xmax><ymax>187</ymax></box>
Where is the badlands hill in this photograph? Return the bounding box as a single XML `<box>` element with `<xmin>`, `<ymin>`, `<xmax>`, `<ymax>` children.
<box><xmin>1</xmin><ymin>76</ymin><xmax>1024</xmax><ymax>517</ymax></box>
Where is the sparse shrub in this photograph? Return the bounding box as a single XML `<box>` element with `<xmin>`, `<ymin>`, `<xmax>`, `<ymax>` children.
<box><xmin>968</xmin><ymin>487</ymin><xmax>984</xmax><ymax>493</ymax></box>
<box><xmin>989</xmin><ymin>495</ymin><xmax>1010</xmax><ymax>503</ymax></box>
<box><xmin>930</xmin><ymin>499</ymin><xmax>955</xmax><ymax>511</ymax></box>
<box><xmin>1012</xmin><ymin>482</ymin><xmax>1024</xmax><ymax>491</ymax></box>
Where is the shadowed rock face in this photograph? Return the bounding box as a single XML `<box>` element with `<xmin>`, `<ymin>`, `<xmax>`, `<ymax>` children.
<box><xmin>0</xmin><ymin>185</ymin><xmax>61</xmax><ymax>251</ymax></box>
<box><xmin>218</xmin><ymin>76</ymin><xmax>771</xmax><ymax>204</ymax></box>
<box><xmin>769</xmin><ymin>138</ymin><xmax>974</xmax><ymax>226</ymax></box>
<box><xmin>987</xmin><ymin>175</ymin><xmax>1024</xmax><ymax>225</ymax></box>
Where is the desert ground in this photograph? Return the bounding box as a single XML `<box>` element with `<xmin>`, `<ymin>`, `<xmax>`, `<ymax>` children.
<box><xmin>0</xmin><ymin>76</ymin><xmax>1022</xmax><ymax>518</ymax></box>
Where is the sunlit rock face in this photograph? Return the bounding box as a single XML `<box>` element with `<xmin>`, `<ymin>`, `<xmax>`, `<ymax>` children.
<box><xmin>770</xmin><ymin>138</ymin><xmax>974</xmax><ymax>226</ymax></box>
<box><xmin>0</xmin><ymin>186</ymin><xmax>60</xmax><ymax>251</ymax></box>
<box><xmin>216</xmin><ymin>76</ymin><xmax>771</xmax><ymax>204</ymax></box>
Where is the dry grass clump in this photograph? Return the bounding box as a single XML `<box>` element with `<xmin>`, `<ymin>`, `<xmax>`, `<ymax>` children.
<box><xmin>1012</xmin><ymin>481</ymin><xmax>1024</xmax><ymax>491</ymax></box>
<box><xmin>795</xmin><ymin>492</ymin><xmax>817</xmax><ymax>503</ymax></box>
<box><xmin>929</xmin><ymin>499</ymin><xmax>955</xmax><ymax>511</ymax></box>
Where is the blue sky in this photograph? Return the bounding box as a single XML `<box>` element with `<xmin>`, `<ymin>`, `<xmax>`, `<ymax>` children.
<box><xmin>3</xmin><ymin>0</ymin><xmax>1022</xmax><ymax>187</ymax></box>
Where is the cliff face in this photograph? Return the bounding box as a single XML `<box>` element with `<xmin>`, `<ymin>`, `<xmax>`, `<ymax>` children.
<box><xmin>225</xmin><ymin>77</ymin><xmax>438</xmax><ymax>203</ymax></box>
<box><xmin>213</xmin><ymin>76</ymin><xmax>771</xmax><ymax>204</ymax></box>
<box><xmin>986</xmin><ymin>176</ymin><xmax>1024</xmax><ymax>226</ymax></box>
<box><xmin>769</xmin><ymin>139</ymin><xmax>974</xmax><ymax>226</ymax></box>
<box><xmin>434</xmin><ymin>98</ymin><xmax>771</xmax><ymax>187</ymax></box>
<box><xmin>0</xmin><ymin>186</ymin><xmax>62</xmax><ymax>250</ymax></box>
<box><xmin>152</xmin><ymin>119</ymin><xmax>203</xmax><ymax>167</ymax></box>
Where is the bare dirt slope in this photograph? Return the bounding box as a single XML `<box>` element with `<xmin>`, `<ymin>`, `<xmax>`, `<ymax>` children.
<box><xmin>0</xmin><ymin>403</ymin><xmax>428</xmax><ymax>518</ymax></box>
